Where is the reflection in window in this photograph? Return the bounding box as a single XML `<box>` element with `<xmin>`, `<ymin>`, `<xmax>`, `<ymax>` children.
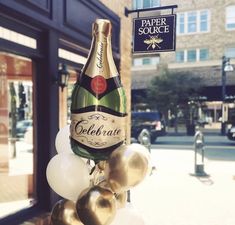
<box><xmin>0</xmin><ymin>52</ymin><xmax>35</xmax><ymax>219</ymax></box>
<box><xmin>200</xmin><ymin>11</ymin><xmax>208</xmax><ymax>32</ymax></box>
<box><xmin>133</xmin><ymin>58</ymin><xmax>142</xmax><ymax>66</ymax></box>
<box><xmin>143</xmin><ymin>0</ymin><xmax>150</xmax><ymax>8</ymax></box>
<box><xmin>176</xmin><ymin>51</ymin><xmax>184</xmax><ymax>63</ymax></box>
<box><xmin>178</xmin><ymin>13</ymin><xmax>185</xmax><ymax>34</ymax></box>
<box><xmin>132</xmin><ymin>0</ymin><xmax>160</xmax><ymax>9</ymax></box>
<box><xmin>187</xmin><ymin>50</ymin><xmax>197</xmax><ymax>62</ymax></box>
<box><xmin>226</xmin><ymin>5</ymin><xmax>235</xmax><ymax>30</ymax></box>
<box><xmin>177</xmin><ymin>10</ymin><xmax>209</xmax><ymax>34</ymax></box>
<box><xmin>133</xmin><ymin>57</ymin><xmax>159</xmax><ymax>66</ymax></box>
<box><xmin>142</xmin><ymin>58</ymin><xmax>151</xmax><ymax>65</ymax></box>
<box><xmin>175</xmin><ymin>49</ymin><xmax>209</xmax><ymax>63</ymax></box>
<box><xmin>58</xmin><ymin>48</ymin><xmax>87</xmax><ymax>64</ymax></box>
<box><xmin>59</xmin><ymin>67</ymin><xmax>82</xmax><ymax>128</ymax></box>
<box><xmin>199</xmin><ymin>49</ymin><xmax>209</xmax><ymax>61</ymax></box>
<box><xmin>225</xmin><ymin>47</ymin><xmax>235</xmax><ymax>58</ymax></box>
<box><xmin>188</xmin><ymin>12</ymin><xmax>197</xmax><ymax>33</ymax></box>
<box><xmin>0</xmin><ymin>27</ymin><xmax>37</xmax><ymax>49</ymax></box>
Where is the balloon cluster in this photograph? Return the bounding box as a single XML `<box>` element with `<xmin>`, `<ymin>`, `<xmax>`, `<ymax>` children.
<box><xmin>46</xmin><ymin>125</ymin><xmax>150</xmax><ymax>225</ymax></box>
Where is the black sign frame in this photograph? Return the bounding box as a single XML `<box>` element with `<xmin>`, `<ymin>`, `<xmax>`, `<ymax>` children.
<box><xmin>133</xmin><ymin>14</ymin><xmax>176</xmax><ymax>54</ymax></box>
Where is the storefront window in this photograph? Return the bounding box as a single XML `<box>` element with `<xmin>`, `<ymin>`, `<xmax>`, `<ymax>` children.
<box><xmin>59</xmin><ymin>67</ymin><xmax>80</xmax><ymax>128</ymax></box>
<box><xmin>58</xmin><ymin>48</ymin><xmax>87</xmax><ymax>128</ymax></box>
<box><xmin>0</xmin><ymin>52</ymin><xmax>35</xmax><ymax>219</ymax></box>
<box><xmin>0</xmin><ymin>26</ymin><xmax>37</xmax><ymax>49</ymax></box>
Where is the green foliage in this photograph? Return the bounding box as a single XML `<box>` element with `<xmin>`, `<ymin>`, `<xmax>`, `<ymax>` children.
<box><xmin>147</xmin><ymin>68</ymin><xmax>203</xmax><ymax>116</ymax></box>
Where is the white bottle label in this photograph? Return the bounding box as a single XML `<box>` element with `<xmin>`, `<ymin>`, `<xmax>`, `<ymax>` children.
<box><xmin>70</xmin><ymin>111</ymin><xmax>126</xmax><ymax>150</ymax></box>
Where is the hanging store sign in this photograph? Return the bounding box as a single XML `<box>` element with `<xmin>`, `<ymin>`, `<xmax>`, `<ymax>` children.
<box><xmin>133</xmin><ymin>14</ymin><xmax>176</xmax><ymax>53</ymax></box>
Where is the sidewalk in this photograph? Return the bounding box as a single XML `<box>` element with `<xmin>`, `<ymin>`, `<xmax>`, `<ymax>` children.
<box><xmin>131</xmin><ymin>148</ymin><xmax>235</xmax><ymax>225</ymax></box>
<box><xmin>167</xmin><ymin>125</ymin><xmax>221</xmax><ymax>136</ymax></box>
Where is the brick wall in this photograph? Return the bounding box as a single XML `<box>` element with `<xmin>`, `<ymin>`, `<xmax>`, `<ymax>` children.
<box><xmin>161</xmin><ymin>0</ymin><xmax>235</xmax><ymax>65</ymax></box>
<box><xmin>100</xmin><ymin>0</ymin><xmax>133</xmax><ymax>143</ymax></box>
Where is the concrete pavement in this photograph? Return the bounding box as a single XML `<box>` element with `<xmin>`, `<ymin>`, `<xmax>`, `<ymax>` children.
<box><xmin>131</xmin><ymin>147</ymin><xmax>235</xmax><ymax>225</ymax></box>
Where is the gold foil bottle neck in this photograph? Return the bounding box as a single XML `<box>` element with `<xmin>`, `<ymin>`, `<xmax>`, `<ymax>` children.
<box><xmin>83</xmin><ymin>18</ymin><xmax>117</xmax><ymax>78</ymax></box>
<box><xmin>93</xmin><ymin>19</ymin><xmax>112</xmax><ymax>37</ymax></box>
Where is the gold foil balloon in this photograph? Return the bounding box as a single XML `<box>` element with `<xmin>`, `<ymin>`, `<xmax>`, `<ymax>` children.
<box><xmin>104</xmin><ymin>144</ymin><xmax>150</xmax><ymax>193</ymax></box>
<box><xmin>97</xmin><ymin>180</ymin><xmax>112</xmax><ymax>192</ymax></box>
<box><xmin>97</xmin><ymin>160</ymin><xmax>107</xmax><ymax>171</ymax></box>
<box><xmin>76</xmin><ymin>185</ymin><xmax>117</xmax><ymax>225</ymax></box>
<box><xmin>50</xmin><ymin>199</ymin><xmax>83</xmax><ymax>225</ymax></box>
<box><xmin>98</xmin><ymin>180</ymin><xmax>127</xmax><ymax>209</ymax></box>
<box><xmin>114</xmin><ymin>191</ymin><xmax>127</xmax><ymax>209</ymax></box>
<box><xmin>92</xmin><ymin>165</ymin><xmax>106</xmax><ymax>186</ymax></box>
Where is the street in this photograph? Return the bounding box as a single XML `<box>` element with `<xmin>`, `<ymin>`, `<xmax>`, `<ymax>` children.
<box><xmin>153</xmin><ymin>134</ymin><xmax>235</xmax><ymax>161</ymax></box>
<box><xmin>130</xmin><ymin>133</ymin><xmax>235</xmax><ymax>225</ymax></box>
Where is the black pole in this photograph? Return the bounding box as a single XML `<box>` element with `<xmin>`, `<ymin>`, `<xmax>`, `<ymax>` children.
<box><xmin>125</xmin><ymin>4</ymin><xmax>178</xmax><ymax>17</ymax></box>
<box><xmin>221</xmin><ymin>56</ymin><xmax>227</xmax><ymax>135</ymax></box>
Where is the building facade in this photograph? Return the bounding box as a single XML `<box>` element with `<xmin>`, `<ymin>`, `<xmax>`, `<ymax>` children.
<box><xmin>0</xmin><ymin>0</ymin><xmax>132</xmax><ymax>224</ymax></box>
<box><xmin>131</xmin><ymin>0</ymin><xmax>235</xmax><ymax>127</ymax></box>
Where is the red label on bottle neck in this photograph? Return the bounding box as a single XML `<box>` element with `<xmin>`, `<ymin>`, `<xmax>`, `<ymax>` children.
<box><xmin>91</xmin><ymin>76</ymin><xmax>107</xmax><ymax>94</ymax></box>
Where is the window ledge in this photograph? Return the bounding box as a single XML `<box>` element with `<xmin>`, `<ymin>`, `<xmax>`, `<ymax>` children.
<box><xmin>131</xmin><ymin>65</ymin><xmax>158</xmax><ymax>71</ymax></box>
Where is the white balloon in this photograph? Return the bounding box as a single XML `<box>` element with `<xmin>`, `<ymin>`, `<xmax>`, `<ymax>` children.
<box><xmin>55</xmin><ymin>125</ymin><xmax>73</xmax><ymax>154</ymax></box>
<box><xmin>46</xmin><ymin>153</ymin><xmax>90</xmax><ymax>201</ymax></box>
<box><xmin>110</xmin><ymin>203</ymin><xmax>146</xmax><ymax>225</ymax></box>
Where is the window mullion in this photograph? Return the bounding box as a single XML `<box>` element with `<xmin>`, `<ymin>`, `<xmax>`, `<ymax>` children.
<box><xmin>185</xmin><ymin>12</ymin><xmax>188</xmax><ymax>34</ymax></box>
<box><xmin>184</xmin><ymin>49</ymin><xmax>187</xmax><ymax>62</ymax></box>
<box><xmin>197</xmin><ymin>10</ymin><xmax>200</xmax><ymax>32</ymax></box>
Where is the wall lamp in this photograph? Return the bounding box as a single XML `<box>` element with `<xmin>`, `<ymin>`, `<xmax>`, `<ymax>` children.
<box><xmin>58</xmin><ymin>64</ymin><xmax>70</xmax><ymax>91</ymax></box>
<box><xmin>221</xmin><ymin>56</ymin><xmax>234</xmax><ymax>134</ymax></box>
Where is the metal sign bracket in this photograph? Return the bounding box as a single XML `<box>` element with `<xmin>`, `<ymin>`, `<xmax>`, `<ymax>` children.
<box><xmin>125</xmin><ymin>5</ymin><xmax>178</xmax><ymax>18</ymax></box>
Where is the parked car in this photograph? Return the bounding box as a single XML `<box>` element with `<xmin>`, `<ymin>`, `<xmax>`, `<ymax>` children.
<box><xmin>16</xmin><ymin>120</ymin><xmax>33</xmax><ymax>138</ymax></box>
<box><xmin>227</xmin><ymin>126</ymin><xmax>235</xmax><ymax>141</ymax></box>
<box><xmin>131</xmin><ymin>111</ymin><xmax>166</xmax><ymax>144</ymax></box>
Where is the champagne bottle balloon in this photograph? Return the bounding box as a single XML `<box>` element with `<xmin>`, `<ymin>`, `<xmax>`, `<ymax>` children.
<box><xmin>70</xmin><ymin>19</ymin><xmax>127</xmax><ymax>161</ymax></box>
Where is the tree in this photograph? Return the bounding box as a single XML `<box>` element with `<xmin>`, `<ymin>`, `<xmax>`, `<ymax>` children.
<box><xmin>18</xmin><ymin>83</ymin><xmax>26</xmax><ymax>120</ymax></box>
<box><xmin>146</xmin><ymin>68</ymin><xmax>203</xmax><ymax>132</ymax></box>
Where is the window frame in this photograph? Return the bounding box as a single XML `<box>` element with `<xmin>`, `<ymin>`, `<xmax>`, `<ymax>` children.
<box><xmin>177</xmin><ymin>13</ymin><xmax>185</xmax><ymax>34</ymax></box>
<box><xmin>199</xmin><ymin>48</ymin><xmax>209</xmax><ymax>61</ymax></box>
<box><xmin>175</xmin><ymin>50</ymin><xmax>185</xmax><ymax>63</ymax></box>
<box><xmin>187</xmin><ymin>49</ymin><xmax>197</xmax><ymax>62</ymax></box>
<box><xmin>132</xmin><ymin>56</ymin><xmax>160</xmax><ymax>66</ymax></box>
<box><xmin>200</xmin><ymin>10</ymin><xmax>209</xmax><ymax>32</ymax></box>
<box><xmin>177</xmin><ymin>9</ymin><xmax>210</xmax><ymax>35</ymax></box>
<box><xmin>175</xmin><ymin>48</ymin><xmax>209</xmax><ymax>63</ymax></box>
<box><xmin>187</xmin><ymin>11</ymin><xmax>197</xmax><ymax>33</ymax></box>
<box><xmin>225</xmin><ymin>46</ymin><xmax>235</xmax><ymax>58</ymax></box>
<box><xmin>226</xmin><ymin>5</ymin><xmax>235</xmax><ymax>30</ymax></box>
<box><xmin>142</xmin><ymin>57</ymin><xmax>151</xmax><ymax>65</ymax></box>
<box><xmin>0</xmin><ymin>19</ymin><xmax>51</xmax><ymax>225</ymax></box>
